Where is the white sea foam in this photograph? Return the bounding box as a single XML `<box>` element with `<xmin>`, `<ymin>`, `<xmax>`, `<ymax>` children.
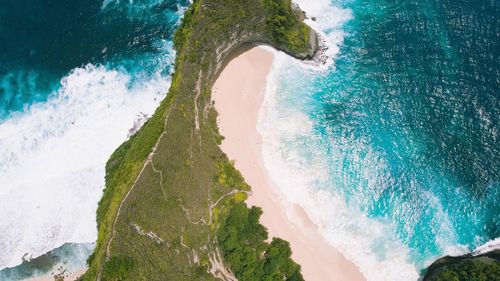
<box><xmin>259</xmin><ymin>53</ymin><xmax>420</xmax><ymax>280</ymax></box>
<box><xmin>258</xmin><ymin>1</ymin><xmax>422</xmax><ymax>280</ymax></box>
<box><xmin>426</xmin><ymin>192</ymin><xmax>470</xmax><ymax>264</ymax></box>
<box><xmin>0</xmin><ymin>63</ymin><xmax>170</xmax><ymax>269</ymax></box>
<box><xmin>472</xmin><ymin>237</ymin><xmax>500</xmax><ymax>255</ymax></box>
<box><xmin>294</xmin><ymin>0</ymin><xmax>352</xmax><ymax>70</ymax></box>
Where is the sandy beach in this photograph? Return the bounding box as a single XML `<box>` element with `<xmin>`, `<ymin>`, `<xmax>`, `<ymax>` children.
<box><xmin>212</xmin><ymin>46</ymin><xmax>366</xmax><ymax>281</ymax></box>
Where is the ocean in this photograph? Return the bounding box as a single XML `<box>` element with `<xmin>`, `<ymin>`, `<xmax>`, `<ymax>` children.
<box><xmin>0</xmin><ymin>0</ymin><xmax>498</xmax><ymax>280</ymax></box>
<box><xmin>260</xmin><ymin>0</ymin><xmax>499</xmax><ymax>279</ymax></box>
<box><xmin>0</xmin><ymin>0</ymin><xmax>188</xmax><ymax>278</ymax></box>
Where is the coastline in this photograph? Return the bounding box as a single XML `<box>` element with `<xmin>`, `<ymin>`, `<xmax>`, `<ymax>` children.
<box><xmin>28</xmin><ymin>269</ymin><xmax>85</xmax><ymax>281</ymax></box>
<box><xmin>212</xmin><ymin>46</ymin><xmax>366</xmax><ymax>281</ymax></box>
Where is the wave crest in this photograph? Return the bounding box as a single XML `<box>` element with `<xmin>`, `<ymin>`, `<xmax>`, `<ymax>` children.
<box><xmin>0</xmin><ymin>63</ymin><xmax>169</xmax><ymax>269</ymax></box>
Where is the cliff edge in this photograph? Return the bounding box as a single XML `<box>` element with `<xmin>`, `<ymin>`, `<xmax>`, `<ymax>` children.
<box><xmin>81</xmin><ymin>0</ymin><xmax>318</xmax><ymax>280</ymax></box>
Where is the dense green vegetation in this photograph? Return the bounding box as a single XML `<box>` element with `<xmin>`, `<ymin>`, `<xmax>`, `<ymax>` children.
<box><xmin>431</xmin><ymin>259</ymin><xmax>500</xmax><ymax>281</ymax></box>
<box><xmin>101</xmin><ymin>256</ymin><xmax>136</xmax><ymax>281</ymax></box>
<box><xmin>424</xmin><ymin>251</ymin><xmax>500</xmax><ymax>281</ymax></box>
<box><xmin>218</xmin><ymin>203</ymin><xmax>304</xmax><ymax>281</ymax></box>
<box><xmin>263</xmin><ymin>0</ymin><xmax>310</xmax><ymax>53</ymax></box>
<box><xmin>80</xmin><ymin>0</ymin><xmax>316</xmax><ymax>280</ymax></box>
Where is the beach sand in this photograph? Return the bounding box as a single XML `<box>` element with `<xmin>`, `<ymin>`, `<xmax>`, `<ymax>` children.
<box><xmin>212</xmin><ymin>46</ymin><xmax>366</xmax><ymax>281</ymax></box>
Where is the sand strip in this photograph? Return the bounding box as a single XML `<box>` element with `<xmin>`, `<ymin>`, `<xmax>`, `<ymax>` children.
<box><xmin>212</xmin><ymin>46</ymin><xmax>366</xmax><ymax>281</ymax></box>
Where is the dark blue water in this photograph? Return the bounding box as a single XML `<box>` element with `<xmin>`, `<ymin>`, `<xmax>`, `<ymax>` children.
<box><xmin>0</xmin><ymin>0</ymin><xmax>187</xmax><ymax>277</ymax></box>
<box><xmin>0</xmin><ymin>0</ymin><xmax>187</xmax><ymax>119</ymax></box>
<box><xmin>0</xmin><ymin>0</ymin><xmax>498</xmax><ymax>279</ymax></box>
<box><xmin>266</xmin><ymin>0</ymin><xmax>498</xmax><ymax>278</ymax></box>
<box><xmin>325</xmin><ymin>0</ymin><xmax>498</xmax><ymax>256</ymax></box>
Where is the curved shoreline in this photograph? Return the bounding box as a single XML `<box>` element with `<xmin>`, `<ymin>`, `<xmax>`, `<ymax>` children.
<box><xmin>212</xmin><ymin>46</ymin><xmax>366</xmax><ymax>281</ymax></box>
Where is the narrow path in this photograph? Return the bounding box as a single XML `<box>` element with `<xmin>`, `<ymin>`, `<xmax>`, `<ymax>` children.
<box><xmin>96</xmin><ymin>104</ymin><xmax>175</xmax><ymax>281</ymax></box>
<box><xmin>180</xmin><ymin>189</ymin><xmax>250</xmax><ymax>226</ymax></box>
<box><xmin>150</xmin><ymin>160</ymin><xmax>167</xmax><ymax>199</ymax></box>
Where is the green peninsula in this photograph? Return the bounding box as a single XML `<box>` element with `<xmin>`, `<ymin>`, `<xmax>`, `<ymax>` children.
<box><xmin>81</xmin><ymin>0</ymin><xmax>317</xmax><ymax>280</ymax></box>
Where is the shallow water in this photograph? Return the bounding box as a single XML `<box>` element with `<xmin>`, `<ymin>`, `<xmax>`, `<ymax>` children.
<box><xmin>260</xmin><ymin>0</ymin><xmax>499</xmax><ymax>279</ymax></box>
<box><xmin>0</xmin><ymin>0</ymin><xmax>497</xmax><ymax>280</ymax></box>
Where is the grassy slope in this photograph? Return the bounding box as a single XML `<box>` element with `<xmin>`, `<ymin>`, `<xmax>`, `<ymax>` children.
<box><xmin>81</xmin><ymin>0</ymin><xmax>315</xmax><ymax>280</ymax></box>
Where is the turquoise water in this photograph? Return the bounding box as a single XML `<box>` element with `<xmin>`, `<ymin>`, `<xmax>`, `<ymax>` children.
<box><xmin>0</xmin><ymin>0</ymin><xmax>187</xmax><ymax>277</ymax></box>
<box><xmin>263</xmin><ymin>0</ymin><xmax>498</xmax><ymax>278</ymax></box>
<box><xmin>0</xmin><ymin>243</ymin><xmax>94</xmax><ymax>280</ymax></box>
<box><xmin>323</xmin><ymin>0</ymin><xmax>499</xmax><ymax>261</ymax></box>
<box><xmin>0</xmin><ymin>0</ymin><xmax>187</xmax><ymax>120</ymax></box>
<box><xmin>0</xmin><ymin>0</ymin><xmax>498</xmax><ymax>280</ymax></box>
